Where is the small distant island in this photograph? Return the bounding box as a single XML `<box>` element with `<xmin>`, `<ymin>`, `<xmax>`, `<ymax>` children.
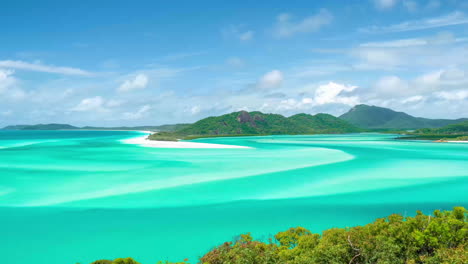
<box><xmin>2</xmin><ymin>123</ymin><xmax>190</xmax><ymax>133</ymax></box>
<box><xmin>88</xmin><ymin>206</ymin><xmax>467</xmax><ymax>264</ymax></box>
<box><xmin>3</xmin><ymin>104</ymin><xmax>467</xmax><ymax>142</ymax></box>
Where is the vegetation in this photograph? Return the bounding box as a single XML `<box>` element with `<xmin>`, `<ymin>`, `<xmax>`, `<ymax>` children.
<box><xmin>414</xmin><ymin>121</ymin><xmax>468</xmax><ymax>135</ymax></box>
<box><xmin>89</xmin><ymin>207</ymin><xmax>467</xmax><ymax>264</ymax></box>
<box><xmin>397</xmin><ymin>121</ymin><xmax>468</xmax><ymax>141</ymax></box>
<box><xmin>149</xmin><ymin>111</ymin><xmax>360</xmax><ymax>141</ymax></box>
<box><xmin>339</xmin><ymin>104</ymin><xmax>467</xmax><ymax>129</ymax></box>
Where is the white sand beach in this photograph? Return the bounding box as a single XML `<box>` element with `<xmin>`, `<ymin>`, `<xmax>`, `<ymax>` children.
<box><xmin>122</xmin><ymin>135</ymin><xmax>251</xmax><ymax>149</ymax></box>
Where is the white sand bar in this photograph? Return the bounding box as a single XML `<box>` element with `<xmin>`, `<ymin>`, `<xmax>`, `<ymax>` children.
<box><xmin>122</xmin><ymin>135</ymin><xmax>251</xmax><ymax>149</ymax></box>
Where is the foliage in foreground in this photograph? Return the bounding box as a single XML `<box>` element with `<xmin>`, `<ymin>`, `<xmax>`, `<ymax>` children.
<box><xmin>90</xmin><ymin>207</ymin><xmax>467</xmax><ymax>264</ymax></box>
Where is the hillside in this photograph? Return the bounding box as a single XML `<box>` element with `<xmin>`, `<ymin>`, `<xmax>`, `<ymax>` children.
<box><xmin>339</xmin><ymin>104</ymin><xmax>467</xmax><ymax>129</ymax></box>
<box><xmin>415</xmin><ymin>120</ymin><xmax>468</xmax><ymax>134</ymax></box>
<box><xmin>149</xmin><ymin>111</ymin><xmax>360</xmax><ymax>140</ymax></box>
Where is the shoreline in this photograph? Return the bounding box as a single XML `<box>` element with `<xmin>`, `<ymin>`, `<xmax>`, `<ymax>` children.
<box><xmin>122</xmin><ymin>134</ymin><xmax>252</xmax><ymax>149</ymax></box>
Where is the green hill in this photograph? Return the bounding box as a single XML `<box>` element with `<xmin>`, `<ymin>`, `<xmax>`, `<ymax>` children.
<box><xmin>149</xmin><ymin>111</ymin><xmax>360</xmax><ymax>140</ymax></box>
<box><xmin>416</xmin><ymin>120</ymin><xmax>468</xmax><ymax>135</ymax></box>
<box><xmin>288</xmin><ymin>113</ymin><xmax>360</xmax><ymax>133</ymax></box>
<box><xmin>339</xmin><ymin>104</ymin><xmax>467</xmax><ymax>129</ymax></box>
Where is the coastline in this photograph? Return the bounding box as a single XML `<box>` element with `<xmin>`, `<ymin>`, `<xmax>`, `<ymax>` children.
<box><xmin>122</xmin><ymin>134</ymin><xmax>252</xmax><ymax>149</ymax></box>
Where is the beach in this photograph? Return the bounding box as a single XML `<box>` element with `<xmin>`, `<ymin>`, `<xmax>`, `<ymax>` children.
<box><xmin>122</xmin><ymin>134</ymin><xmax>252</xmax><ymax>149</ymax></box>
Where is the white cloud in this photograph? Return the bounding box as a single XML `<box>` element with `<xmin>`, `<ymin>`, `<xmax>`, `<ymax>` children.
<box><xmin>360</xmin><ymin>38</ymin><xmax>428</xmax><ymax>48</ymax></box>
<box><xmin>372</xmin><ymin>0</ymin><xmax>399</xmax><ymax>10</ymax></box>
<box><xmin>257</xmin><ymin>70</ymin><xmax>283</xmax><ymax>89</ymax></box>
<box><xmin>239</xmin><ymin>31</ymin><xmax>254</xmax><ymax>41</ymax></box>
<box><xmin>314</xmin><ymin>82</ymin><xmax>359</xmax><ymax>105</ymax></box>
<box><xmin>402</xmin><ymin>95</ymin><xmax>425</xmax><ymax>104</ymax></box>
<box><xmin>118</xmin><ymin>74</ymin><xmax>149</xmax><ymax>92</ymax></box>
<box><xmin>123</xmin><ymin>105</ymin><xmax>151</xmax><ymax>120</ymax></box>
<box><xmin>352</xmin><ymin>32</ymin><xmax>467</xmax><ymax>70</ymax></box>
<box><xmin>273</xmin><ymin>9</ymin><xmax>333</xmax><ymax>38</ymax></box>
<box><xmin>0</xmin><ymin>60</ymin><xmax>93</xmax><ymax>76</ymax></box>
<box><xmin>71</xmin><ymin>96</ymin><xmax>106</xmax><ymax>112</ymax></box>
<box><xmin>0</xmin><ymin>69</ymin><xmax>16</xmax><ymax>93</ymax></box>
<box><xmin>435</xmin><ymin>90</ymin><xmax>468</xmax><ymax>100</ymax></box>
<box><xmin>361</xmin><ymin>11</ymin><xmax>468</xmax><ymax>33</ymax></box>
<box><xmin>374</xmin><ymin>76</ymin><xmax>409</xmax><ymax>95</ymax></box>
<box><xmin>0</xmin><ymin>69</ymin><xmax>27</xmax><ymax>100</ymax></box>
<box><xmin>190</xmin><ymin>105</ymin><xmax>201</xmax><ymax>115</ymax></box>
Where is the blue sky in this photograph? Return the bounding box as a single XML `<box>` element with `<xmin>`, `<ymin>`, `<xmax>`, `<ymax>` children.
<box><xmin>1</xmin><ymin>0</ymin><xmax>468</xmax><ymax>126</ymax></box>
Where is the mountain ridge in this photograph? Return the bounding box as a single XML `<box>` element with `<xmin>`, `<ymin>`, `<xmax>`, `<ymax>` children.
<box><xmin>339</xmin><ymin>104</ymin><xmax>467</xmax><ymax>129</ymax></box>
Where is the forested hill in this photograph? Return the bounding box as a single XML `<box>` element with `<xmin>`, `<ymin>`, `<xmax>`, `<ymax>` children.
<box><xmin>149</xmin><ymin>111</ymin><xmax>360</xmax><ymax>140</ymax></box>
<box><xmin>339</xmin><ymin>104</ymin><xmax>467</xmax><ymax>129</ymax></box>
<box><xmin>415</xmin><ymin>120</ymin><xmax>468</xmax><ymax>134</ymax></box>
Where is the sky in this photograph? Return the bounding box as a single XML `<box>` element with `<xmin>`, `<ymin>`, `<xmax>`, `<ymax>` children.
<box><xmin>1</xmin><ymin>0</ymin><xmax>468</xmax><ymax>126</ymax></box>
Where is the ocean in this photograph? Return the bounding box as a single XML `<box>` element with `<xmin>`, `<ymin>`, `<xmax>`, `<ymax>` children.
<box><xmin>0</xmin><ymin>130</ymin><xmax>467</xmax><ymax>264</ymax></box>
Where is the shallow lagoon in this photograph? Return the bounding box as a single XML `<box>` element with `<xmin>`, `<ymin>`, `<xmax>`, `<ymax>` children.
<box><xmin>0</xmin><ymin>131</ymin><xmax>467</xmax><ymax>264</ymax></box>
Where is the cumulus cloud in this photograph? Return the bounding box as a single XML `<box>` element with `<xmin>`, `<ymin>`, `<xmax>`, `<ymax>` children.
<box><xmin>71</xmin><ymin>96</ymin><xmax>106</xmax><ymax>112</ymax></box>
<box><xmin>372</xmin><ymin>0</ymin><xmax>399</xmax><ymax>10</ymax></box>
<box><xmin>435</xmin><ymin>90</ymin><xmax>468</xmax><ymax>100</ymax></box>
<box><xmin>314</xmin><ymin>82</ymin><xmax>359</xmax><ymax>105</ymax></box>
<box><xmin>0</xmin><ymin>69</ymin><xmax>27</xmax><ymax>100</ymax></box>
<box><xmin>257</xmin><ymin>70</ymin><xmax>283</xmax><ymax>89</ymax></box>
<box><xmin>273</xmin><ymin>9</ymin><xmax>333</xmax><ymax>38</ymax></box>
<box><xmin>0</xmin><ymin>60</ymin><xmax>93</xmax><ymax>76</ymax></box>
<box><xmin>402</xmin><ymin>95</ymin><xmax>425</xmax><ymax>104</ymax></box>
<box><xmin>118</xmin><ymin>74</ymin><xmax>149</xmax><ymax>92</ymax></box>
<box><xmin>190</xmin><ymin>105</ymin><xmax>201</xmax><ymax>115</ymax></box>
<box><xmin>0</xmin><ymin>69</ymin><xmax>16</xmax><ymax>93</ymax></box>
<box><xmin>374</xmin><ymin>76</ymin><xmax>409</xmax><ymax>95</ymax></box>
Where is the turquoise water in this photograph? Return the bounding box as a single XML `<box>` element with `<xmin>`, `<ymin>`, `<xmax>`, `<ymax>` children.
<box><xmin>0</xmin><ymin>131</ymin><xmax>467</xmax><ymax>264</ymax></box>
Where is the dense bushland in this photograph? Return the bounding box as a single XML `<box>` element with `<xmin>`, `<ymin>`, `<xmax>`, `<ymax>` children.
<box><xmin>89</xmin><ymin>207</ymin><xmax>467</xmax><ymax>264</ymax></box>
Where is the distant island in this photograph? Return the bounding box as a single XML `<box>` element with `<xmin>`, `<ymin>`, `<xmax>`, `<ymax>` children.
<box><xmin>398</xmin><ymin>120</ymin><xmax>468</xmax><ymax>141</ymax></box>
<box><xmin>4</xmin><ymin>104</ymin><xmax>468</xmax><ymax>142</ymax></box>
<box><xmin>2</xmin><ymin>123</ymin><xmax>190</xmax><ymax>132</ymax></box>
<box><xmin>88</xmin><ymin>206</ymin><xmax>467</xmax><ymax>264</ymax></box>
